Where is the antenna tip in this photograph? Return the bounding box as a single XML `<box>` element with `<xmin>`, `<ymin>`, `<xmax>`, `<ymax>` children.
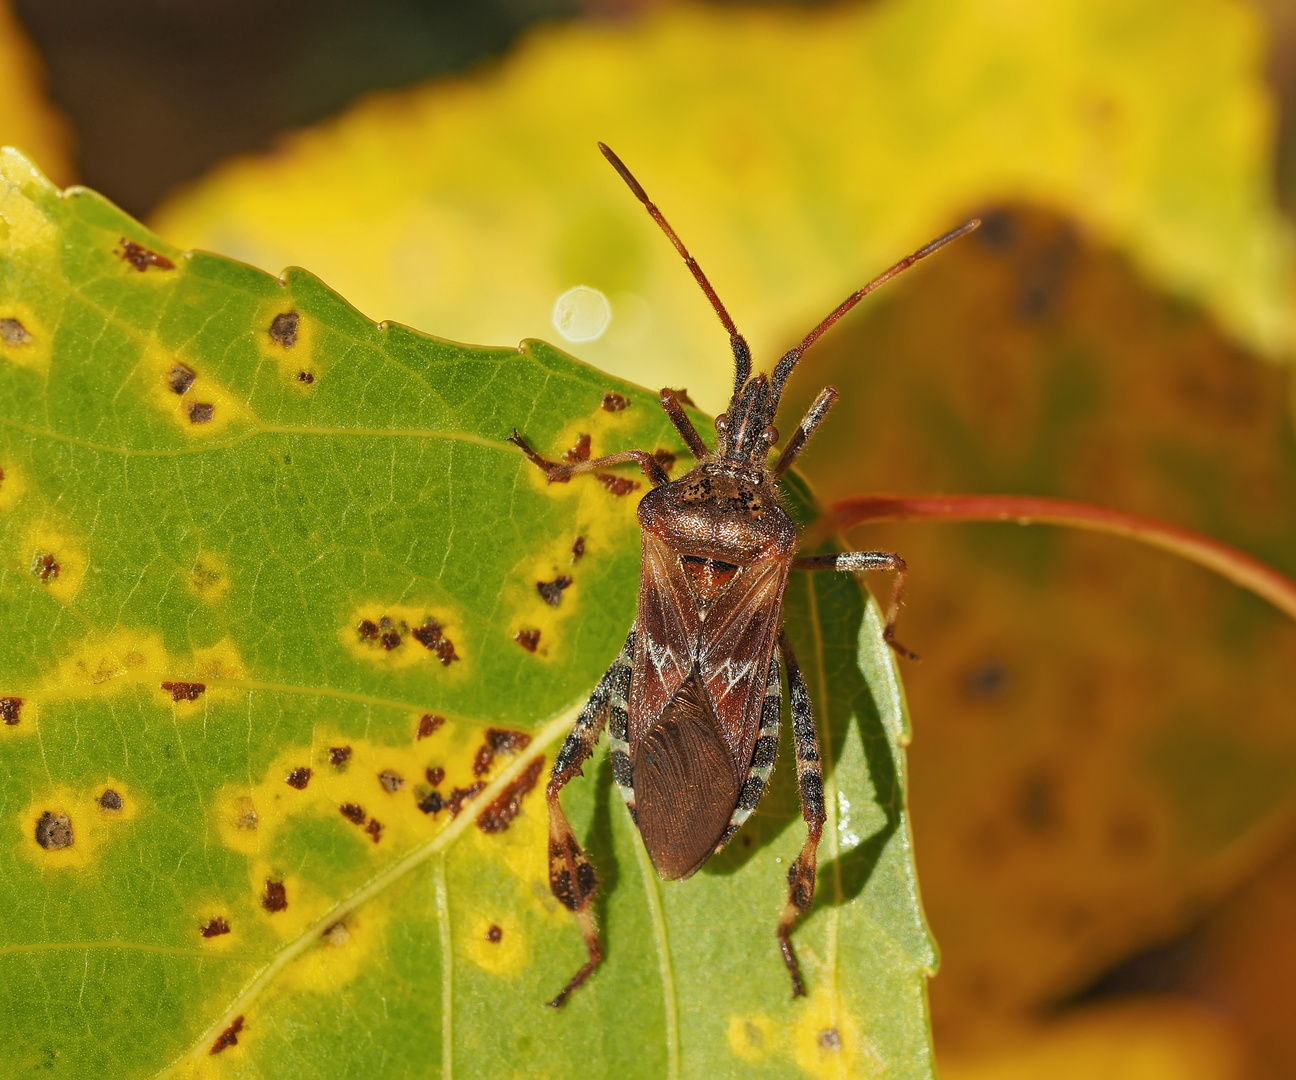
<box><xmin>597</xmin><ymin>143</ymin><xmax>650</xmax><ymax>203</ymax></box>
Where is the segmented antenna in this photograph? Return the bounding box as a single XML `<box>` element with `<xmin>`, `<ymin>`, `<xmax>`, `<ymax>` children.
<box><xmin>598</xmin><ymin>142</ymin><xmax>753</xmax><ymax>395</ymax></box>
<box><xmin>770</xmin><ymin>219</ymin><xmax>981</xmax><ymax>400</ymax></box>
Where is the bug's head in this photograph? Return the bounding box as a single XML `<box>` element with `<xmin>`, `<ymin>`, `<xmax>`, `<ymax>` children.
<box><xmin>716</xmin><ymin>369</ymin><xmax>779</xmax><ymax>465</ymax></box>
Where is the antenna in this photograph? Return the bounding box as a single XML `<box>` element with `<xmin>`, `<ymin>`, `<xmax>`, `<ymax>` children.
<box><xmin>599</xmin><ymin>142</ymin><xmax>753</xmax><ymax>395</ymax></box>
<box><xmin>770</xmin><ymin>218</ymin><xmax>981</xmax><ymax>400</ymax></box>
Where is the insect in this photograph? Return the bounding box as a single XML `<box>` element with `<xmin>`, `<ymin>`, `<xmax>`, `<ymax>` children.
<box><xmin>509</xmin><ymin>143</ymin><xmax>978</xmax><ymax>1007</ymax></box>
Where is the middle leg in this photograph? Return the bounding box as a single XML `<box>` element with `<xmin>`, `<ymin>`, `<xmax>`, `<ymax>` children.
<box><xmin>509</xmin><ymin>430</ymin><xmax>669</xmax><ymax>487</ymax></box>
<box><xmin>793</xmin><ymin>550</ymin><xmax>917</xmax><ymax>660</ymax></box>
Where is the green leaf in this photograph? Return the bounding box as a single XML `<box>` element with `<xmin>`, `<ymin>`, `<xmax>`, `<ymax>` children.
<box><xmin>0</xmin><ymin>147</ymin><xmax>933</xmax><ymax>1078</ymax></box>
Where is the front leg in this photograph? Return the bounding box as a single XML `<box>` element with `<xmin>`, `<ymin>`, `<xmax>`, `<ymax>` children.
<box><xmin>793</xmin><ymin>550</ymin><xmax>917</xmax><ymax>660</ymax></box>
<box><xmin>775</xmin><ymin>631</ymin><xmax>826</xmax><ymax>998</ymax></box>
<box><xmin>509</xmin><ymin>430</ymin><xmax>669</xmax><ymax>487</ymax></box>
<box><xmin>545</xmin><ymin>629</ymin><xmax>636</xmax><ymax>1008</ymax></box>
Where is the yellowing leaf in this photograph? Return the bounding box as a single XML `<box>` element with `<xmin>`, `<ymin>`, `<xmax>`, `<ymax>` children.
<box><xmin>939</xmin><ymin>1001</ymin><xmax>1242</xmax><ymax>1080</ymax></box>
<box><xmin>153</xmin><ymin>0</ymin><xmax>1291</xmax><ymax>421</ymax></box>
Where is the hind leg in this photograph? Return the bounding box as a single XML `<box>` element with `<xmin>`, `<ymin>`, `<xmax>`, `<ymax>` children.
<box><xmin>775</xmin><ymin>631</ymin><xmax>826</xmax><ymax>998</ymax></box>
<box><xmin>545</xmin><ymin>629</ymin><xmax>636</xmax><ymax>1008</ymax></box>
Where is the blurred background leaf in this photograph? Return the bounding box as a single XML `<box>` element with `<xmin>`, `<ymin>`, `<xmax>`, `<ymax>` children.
<box><xmin>143</xmin><ymin>0</ymin><xmax>1295</xmax><ymax>414</ymax></box>
<box><xmin>0</xmin><ymin>0</ymin><xmax>70</xmax><ymax>185</ymax></box>
<box><xmin>5</xmin><ymin>0</ymin><xmax>1296</xmax><ymax>1075</ymax></box>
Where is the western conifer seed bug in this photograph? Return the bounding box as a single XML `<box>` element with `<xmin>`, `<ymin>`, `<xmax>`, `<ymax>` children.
<box><xmin>510</xmin><ymin>143</ymin><xmax>979</xmax><ymax>1007</ymax></box>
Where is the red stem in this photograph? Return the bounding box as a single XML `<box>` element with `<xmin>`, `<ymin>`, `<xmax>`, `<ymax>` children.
<box><xmin>827</xmin><ymin>494</ymin><xmax>1296</xmax><ymax>623</ymax></box>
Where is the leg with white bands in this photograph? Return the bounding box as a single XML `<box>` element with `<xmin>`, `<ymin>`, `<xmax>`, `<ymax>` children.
<box><xmin>545</xmin><ymin>627</ymin><xmax>636</xmax><ymax>1008</ymax></box>
<box><xmin>604</xmin><ymin>637</ymin><xmax>637</xmax><ymax>822</ymax></box>
<box><xmin>715</xmin><ymin>651</ymin><xmax>782</xmax><ymax>852</ymax></box>
<box><xmin>792</xmin><ymin>549</ymin><xmax>917</xmax><ymax>661</ymax></box>
<box><xmin>775</xmin><ymin>631</ymin><xmax>826</xmax><ymax>999</ymax></box>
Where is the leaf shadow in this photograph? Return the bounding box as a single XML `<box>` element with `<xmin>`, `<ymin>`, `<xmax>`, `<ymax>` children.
<box><xmin>585</xmin><ymin>749</ymin><xmax>621</xmax><ymax>955</ymax></box>
<box><xmin>808</xmin><ymin>569</ymin><xmax>901</xmax><ymax>911</ymax></box>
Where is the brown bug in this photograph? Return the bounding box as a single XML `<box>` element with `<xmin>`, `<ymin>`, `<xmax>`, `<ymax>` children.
<box><xmin>509</xmin><ymin>143</ymin><xmax>979</xmax><ymax>1007</ymax></box>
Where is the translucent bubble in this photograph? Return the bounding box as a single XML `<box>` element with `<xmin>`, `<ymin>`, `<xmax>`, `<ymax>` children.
<box><xmin>552</xmin><ymin>286</ymin><xmax>612</xmax><ymax>342</ymax></box>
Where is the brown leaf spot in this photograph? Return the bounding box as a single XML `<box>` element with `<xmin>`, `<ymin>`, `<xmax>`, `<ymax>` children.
<box><xmin>356</xmin><ymin>619</ymin><xmax>379</xmax><ymax>641</ymax></box>
<box><xmin>416</xmin><ymin>714</ymin><xmax>445</xmax><ymax>740</ymax></box>
<box><xmin>284</xmin><ymin>767</ymin><xmax>311</xmax><ymax>790</ymax></box>
<box><xmin>446</xmin><ymin>782</ymin><xmax>486</xmax><ymax>817</ymax></box>
<box><xmin>477</xmin><ymin>757</ymin><xmax>544</xmax><ymax>833</ymax></box>
<box><xmin>117</xmin><ymin>237</ymin><xmax>175</xmax><ymax>272</ymax></box>
<box><xmin>536</xmin><ymin>575</ymin><xmax>573</xmax><ymax>607</ymax></box>
<box><xmin>563</xmin><ymin>433</ymin><xmax>591</xmax><ymax>463</ymax></box>
<box><xmin>486</xmin><ymin>924</ymin><xmax>503</xmax><ymax>943</ymax></box>
<box><xmin>379</xmin><ymin>630</ymin><xmax>401</xmax><ymax>650</ymax></box>
<box><xmin>35</xmin><ymin>811</ymin><xmax>73</xmax><ymax>850</ymax></box>
<box><xmin>1</xmin><ymin>317</ymin><xmax>33</xmax><ymax>345</ymax></box>
<box><xmin>653</xmin><ymin>449</ymin><xmax>677</xmax><ymax>474</ymax></box>
<box><xmin>30</xmin><ymin>551</ymin><xmax>59</xmax><ymax>582</ymax></box>
<box><xmin>596</xmin><ymin>473</ymin><xmax>639</xmax><ymax>497</ymax></box>
<box><xmin>364</xmin><ymin>818</ymin><xmax>383</xmax><ymax>843</ymax></box>
<box><xmin>514</xmin><ymin>628</ymin><xmax>540</xmax><ymax>653</ymax></box>
<box><xmin>200</xmin><ymin>916</ymin><xmax>231</xmax><ymax>938</ymax></box>
<box><xmin>0</xmin><ymin>697</ymin><xmax>22</xmax><ymax>725</ymax></box>
<box><xmin>411</xmin><ymin>618</ymin><xmax>459</xmax><ymax>665</ymax></box>
<box><xmin>329</xmin><ymin>746</ymin><xmax>352</xmax><ymax>768</ymax></box>
<box><xmin>269</xmin><ymin>311</ymin><xmax>299</xmax><ymax>348</ymax></box>
<box><xmin>425</xmin><ymin>766</ymin><xmax>445</xmax><ymax>786</ymax></box>
<box><xmin>324</xmin><ymin>922</ymin><xmax>350</xmax><ymax>946</ymax></box>
<box><xmin>98</xmin><ymin>789</ymin><xmax>123</xmax><ymax>812</ymax></box>
<box><xmin>233</xmin><ymin>800</ymin><xmax>258</xmax><ymax>831</ymax></box>
<box><xmin>601</xmin><ymin>391</ymin><xmax>630</xmax><ymax>412</ymax></box>
<box><xmin>471</xmin><ymin>728</ymin><xmax>533</xmax><ymax>778</ymax></box>
<box><xmin>339</xmin><ymin>802</ymin><xmax>366</xmax><ymax>825</ymax></box>
<box><xmin>296</xmin><ymin>370</ymin><xmax>314</xmax><ymax>384</ymax></box>
<box><xmin>417</xmin><ymin>789</ymin><xmax>445</xmax><ymax>815</ymax></box>
<box><xmin>571</xmin><ymin>536</ymin><xmax>585</xmax><ymax>560</ymax></box>
<box><xmin>260</xmin><ymin>878</ymin><xmax>287</xmax><ymax>912</ymax></box>
<box><xmin>818</xmin><ymin>1028</ymin><xmax>842</xmax><ymax>1052</ymax></box>
<box><xmin>378</xmin><ymin>769</ymin><xmax>404</xmax><ymax>793</ymax></box>
<box><xmin>161</xmin><ymin>681</ymin><xmax>205</xmax><ymax>702</ymax></box>
<box><xmin>186</xmin><ymin>401</ymin><xmax>215</xmax><ymax>424</ymax></box>
<box><xmin>167</xmin><ymin>363</ymin><xmax>196</xmax><ymax>394</ymax></box>
<box><xmin>209</xmin><ymin>1016</ymin><xmax>244</xmax><ymax>1055</ymax></box>
<box><xmin>964</xmin><ymin>659</ymin><xmax>1011</xmax><ymax>701</ymax></box>
<box><xmin>1016</xmin><ymin>769</ymin><xmax>1061</xmax><ymax>834</ymax></box>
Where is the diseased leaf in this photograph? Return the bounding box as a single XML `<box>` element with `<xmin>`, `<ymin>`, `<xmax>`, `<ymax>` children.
<box><xmin>1</xmin><ymin>149</ymin><xmax>934</xmax><ymax>1078</ymax></box>
<box><xmin>152</xmin><ymin>0</ymin><xmax>1293</xmax><ymax>421</ymax></box>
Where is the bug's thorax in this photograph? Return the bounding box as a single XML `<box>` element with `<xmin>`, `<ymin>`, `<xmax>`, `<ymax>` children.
<box><xmin>637</xmin><ymin>459</ymin><xmax>797</xmax><ymax>570</ymax></box>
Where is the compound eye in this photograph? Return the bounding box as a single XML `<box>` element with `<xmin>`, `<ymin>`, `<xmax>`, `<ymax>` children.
<box><xmin>714</xmin><ymin>414</ymin><xmax>728</xmax><ymax>434</ymax></box>
<box><xmin>762</xmin><ymin>425</ymin><xmax>779</xmax><ymax>446</ymax></box>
